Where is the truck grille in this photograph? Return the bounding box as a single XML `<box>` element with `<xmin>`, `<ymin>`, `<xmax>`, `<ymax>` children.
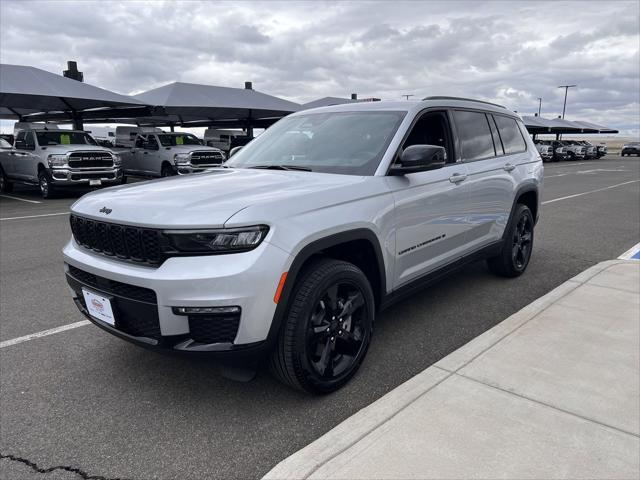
<box><xmin>190</xmin><ymin>151</ymin><xmax>224</xmax><ymax>166</ymax></box>
<box><xmin>70</xmin><ymin>215</ymin><xmax>163</xmax><ymax>265</ymax></box>
<box><xmin>68</xmin><ymin>151</ymin><xmax>114</xmax><ymax>169</ymax></box>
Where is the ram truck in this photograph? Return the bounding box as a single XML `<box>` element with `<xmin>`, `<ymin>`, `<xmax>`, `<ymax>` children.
<box><xmin>63</xmin><ymin>98</ymin><xmax>542</xmax><ymax>394</ymax></box>
<box><xmin>114</xmin><ymin>131</ymin><xmax>225</xmax><ymax>179</ymax></box>
<box><xmin>0</xmin><ymin>125</ymin><xmax>122</xmax><ymax>198</ymax></box>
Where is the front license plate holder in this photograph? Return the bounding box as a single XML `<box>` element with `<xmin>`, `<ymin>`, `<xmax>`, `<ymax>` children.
<box><xmin>82</xmin><ymin>289</ymin><xmax>115</xmax><ymax>326</ymax></box>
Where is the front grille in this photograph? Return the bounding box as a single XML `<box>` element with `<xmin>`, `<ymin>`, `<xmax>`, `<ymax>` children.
<box><xmin>68</xmin><ymin>265</ymin><xmax>157</xmax><ymax>303</ymax></box>
<box><xmin>190</xmin><ymin>151</ymin><xmax>224</xmax><ymax>166</ymax></box>
<box><xmin>70</xmin><ymin>215</ymin><xmax>163</xmax><ymax>265</ymax></box>
<box><xmin>189</xmin><ymin>314</ymin><xmax>240</xmax><ymax>344</ymax></box>
<box><xmin>68</xmin><ymin>151</ymin><xmax>114</xmax><ymax>169</ymax></box>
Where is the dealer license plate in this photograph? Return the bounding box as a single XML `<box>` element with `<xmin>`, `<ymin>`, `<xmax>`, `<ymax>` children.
<box><xmin>89</xmin><ymin>179</ymin><xmax>102</xmax><ymax>186</ymax></box>
<box><xmin>82</xmin><ymin>289</ymin><xmax>115</xmax><ymax>326</ymax></box>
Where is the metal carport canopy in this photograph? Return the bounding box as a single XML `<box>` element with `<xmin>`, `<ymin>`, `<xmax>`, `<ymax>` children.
<box><xmin>0</xmin><ymin>64</ymin><xmax>146</xmax><ymax>119</ymax></box>
<box><xmin>133</xmin><ymin>82</ymin><xmax>300</xmax><ymax>123</ymax></box>
<box><xmin>570</xmin><ymin>120</ymin><xmax>619</xmax><ymax>134</ymax></box>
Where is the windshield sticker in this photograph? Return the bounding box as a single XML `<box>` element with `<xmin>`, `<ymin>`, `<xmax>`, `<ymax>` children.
<box><xmin>60</xmin><ymin>134</ymin><xmax>71</xmax><ymax>145</ymax></box>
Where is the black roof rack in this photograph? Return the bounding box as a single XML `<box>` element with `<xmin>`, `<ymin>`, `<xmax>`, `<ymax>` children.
<box><xmin>422</xmin><ymin>96</ymin><xmax>506</xmax><ymax>109</ymax></box>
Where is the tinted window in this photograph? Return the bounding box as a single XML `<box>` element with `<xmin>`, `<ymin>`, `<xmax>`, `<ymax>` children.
<box><xmin>453</xmin><ymin>110</ymin><xmax>495</xmax><ymax>161</ymax></box>
<box><xmin>25</xmin><ymin>132</ymin><xmax>35</xmax><ymax>148</ymax></box>
<box><xmin>494</xmin><ymin>115</ymin><xmax>526</xmax><ymax>154</ymax></box>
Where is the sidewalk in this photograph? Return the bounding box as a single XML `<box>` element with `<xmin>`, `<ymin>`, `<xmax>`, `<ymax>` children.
<box><xmin>265</xmin><ymin>260</ymin><xmax>640</xmax><ymax>480</ymax></box>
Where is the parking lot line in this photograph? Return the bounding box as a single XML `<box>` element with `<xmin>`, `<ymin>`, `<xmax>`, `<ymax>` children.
<box><xmin>0</xmin><ymin>194</ymin><xmax>42</xmax><ymax>204</ymax></box>
<box><xmin>0</xmin><ymin>320</ymin><xmax>90</xmax><ymax>349</ymax></box>
<box><xmin>542</xmin><ymin>179</ymin><xmax>639</xmax><ymax>205</ymax></box>
<box><xmin>0</xmin><ymin>212</ymin><xmax>69</xmax><ymax>221</ymax></box>
<box><xmin>618</xmin><ymin>242</ymin><xmax>640</xmax><ymax>260</ymax></box>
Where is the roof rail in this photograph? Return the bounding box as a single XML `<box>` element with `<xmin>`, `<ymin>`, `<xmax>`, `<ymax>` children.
<box><xmin>422</xmin><ymin>96</ymin><xmax>506</xmax><ymax>109</ymax></box>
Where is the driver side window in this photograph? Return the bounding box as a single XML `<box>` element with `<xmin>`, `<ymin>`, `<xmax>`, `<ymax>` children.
<box><xmin>135</xmin><ymin>136</ymin><xmax>145</xmax><ymax>148</ymax></box>
<box><xmin>402</xmin><ymin>111</ymin><xmax>453</xmax><ymax>163</ymax></box>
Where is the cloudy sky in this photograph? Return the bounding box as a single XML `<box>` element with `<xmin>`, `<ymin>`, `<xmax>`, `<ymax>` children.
<box><xmin>1</xmin><ymin>0</ymin><xmax>639</xmax><ymax>135</ymax></box>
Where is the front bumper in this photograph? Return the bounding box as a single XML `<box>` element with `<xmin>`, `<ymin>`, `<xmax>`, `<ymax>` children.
<box><xmin>63</xmin><ymin>238</ymin><xmax>291</xmax><ymax>357</ymax></box>
<box><xmin>51</xmin><ymin>167</ymin><xmax>123</xmax><ymax>185</ymax></box>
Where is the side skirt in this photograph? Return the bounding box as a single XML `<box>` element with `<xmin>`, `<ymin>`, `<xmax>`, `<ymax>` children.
<box><xmin>380</xmin><ymin>240</ymin><xmax>502</xmax><ymax>311</ymax></box>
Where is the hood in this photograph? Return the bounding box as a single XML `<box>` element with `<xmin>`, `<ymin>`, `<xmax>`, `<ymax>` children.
<box><xmin>71</xmin><ymin>168</ymin><xmax>364</xmax><ymax>228</ymax></box>
<box><xmin>162</xmin><ymin>145</ymin><xmax>222</xmax><ymax>153</ymax></box>
<box><xmin>42</xmin><ymin>145</ymin><xmax>114</xmax><ymax>154</ymax></box>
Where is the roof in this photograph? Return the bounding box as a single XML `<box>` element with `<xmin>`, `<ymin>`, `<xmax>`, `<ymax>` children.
<box><xmin>0</xmin><ymin>64</ymin><xmax>144</xmax><ymax>117</ymax></box>
<box><xmin>133</xmin><ymin>81</ymin><xmax>300</xmax><ymax>120</ymax></box>
<box><xmin>294</xmin><ymin>98</ymin><xmax>517</xmax><ymax>117</ymax></box>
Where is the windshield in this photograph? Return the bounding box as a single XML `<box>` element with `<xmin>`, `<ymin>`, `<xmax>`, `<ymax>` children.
<box><xmin>226</xmin><ymin>111</ymin><xmax>406</xmax><ymax>175</ymax></box>
<box><xmin>35</xmin><ymin>131</ymin><xmax>97</xmax><ymax>146</ymax></box>
<box><xmin>157</xmin><ymin>133</ymin><xmax>202</xmax><ymax>146</ymax></box>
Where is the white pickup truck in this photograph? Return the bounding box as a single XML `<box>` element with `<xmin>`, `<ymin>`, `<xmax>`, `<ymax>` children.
<box><xmin>0</xmin><ymin>124</ymin><xmax>122</xmax><ymax>198</ymax></box>
<box><xmin>113</xmin><ymin>130</ymin><xmax>225</xmax><ymax>178</ymax></box>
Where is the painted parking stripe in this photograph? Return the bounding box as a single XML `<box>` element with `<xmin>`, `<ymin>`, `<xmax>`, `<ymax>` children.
<box><xmin>542</xmin><ymin>180</ymin><xmax>640</xmax><ymax>205</ymax></box>
<box><xmin>618</xmin><ymin>242</ymin><xmax>640</xmax><ymax>260</ymax></box>
<box><xmin>0</xmin><ymin>212</ymin><xmax>68</xmax><ymax>221</ymax></box>
<box><xmin>0</xmin><ymin>320</ymin><xmax>90</xmax><ymax>349</ymax></box>
<box><xmin>0</xmin><ymin>194</ymin><xmax>42</xmax><ymax>204</ymax></box>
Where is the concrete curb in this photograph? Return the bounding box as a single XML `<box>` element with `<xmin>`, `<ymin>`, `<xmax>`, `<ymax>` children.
<box><xmin>263</xmin><ymin>260</ymin><xmax>637</xmax><ymax>480</ymax></box>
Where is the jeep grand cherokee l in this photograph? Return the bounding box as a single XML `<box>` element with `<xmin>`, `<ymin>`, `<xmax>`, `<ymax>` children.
<box><xmin>63</xmin><ymin>98</ymin><xmax>542</xmax><ymax>394</ymax></box>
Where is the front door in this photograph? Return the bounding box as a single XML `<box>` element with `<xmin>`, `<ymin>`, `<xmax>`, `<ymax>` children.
<box><xmin>387</xmin><ymin>110</ymin><xmax>471</xmax><ymax>289</ymax></box>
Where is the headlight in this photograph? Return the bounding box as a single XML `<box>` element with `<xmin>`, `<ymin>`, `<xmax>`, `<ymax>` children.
<box><xmin>164</xmin><ymin>225</ymin><xmax>269</xmax><ymax>253</ymax></box>
<box><xmin>113</xmin><ymin>153</ymin><xmax>122</xmax><ymax>166</ymax></box>
<box><xmin>174</xmin><ymin>153</ymin><xmax>190</xmax><ymax>165</ymax></box>
<box><xmin>47</xmin><ymin>154</ymin><xmax>68</xmax><ymax>167</ymax></box>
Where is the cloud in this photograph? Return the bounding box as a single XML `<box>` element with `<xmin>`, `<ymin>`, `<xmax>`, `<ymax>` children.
<box><xmin>0</xmin><ymin>0</ymin><xmax>638</xmax><ymax>135</ymax></box>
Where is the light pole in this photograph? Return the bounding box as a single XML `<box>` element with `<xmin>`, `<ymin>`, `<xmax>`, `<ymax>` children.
<box><xmin>537</xmin><ymin>97</ymin><xmax>542</xmax><ymax>116</ymax></box>
<box><xmin>401</xmin><ymin>94</ymin><xmax>414</xmax><ymax>100</ymax></box>
<box><xmin>558</xmin><ymin>85</ymin><xmax>577</xmax><ymax>119</ymax></box>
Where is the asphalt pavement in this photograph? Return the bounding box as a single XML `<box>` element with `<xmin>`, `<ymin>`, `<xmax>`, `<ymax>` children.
<box><xmin>1</xmin><ymin>156</ymin><xmax>639</xmax><ymax>480</ymax></box>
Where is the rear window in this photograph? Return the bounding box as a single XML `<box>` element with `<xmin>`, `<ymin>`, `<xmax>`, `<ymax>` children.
<box><xmin>493</xmin><ymin>115</ymin><xmax>526</xmax><ymax>154</ymax></box>
<box><xmin>453</xmin><ymin>110</ymin><xmax>495</xmax><ymax>161</ymax></box>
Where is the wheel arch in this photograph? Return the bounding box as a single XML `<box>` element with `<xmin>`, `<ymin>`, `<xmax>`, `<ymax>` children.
<box><xmin>506</xmin><ymin>185</ymin><xmax>539</xmax><ymax>236</ymax></box>
<box><xmin>266</xmin><ymin>228</ymin><xmax>387</xmax><ymax>347</ymax></box>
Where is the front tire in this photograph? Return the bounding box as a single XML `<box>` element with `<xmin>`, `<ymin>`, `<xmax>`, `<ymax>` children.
<box><xmin>161</xmin><ymin>164</ymin><xmax>175</xmax><ymax>177</ymax></box>
<box><xmin>487</xmin><ymin>204</ymin><xmax>534</xmax><ymax>278</ymax></box>
<box><xmin>38</xmin><ymin>170</ymin><xmax>55</xmax><ymax>199</ymax></box>
<box><xmin>0</xmin><ymin>165</ymin><xmax>14</xmax><ymax>193</ymax></box>
<box><xmin>270</xmin><ymin>258</ymin><xmax>374</xmax><ymax>394</ymax></box>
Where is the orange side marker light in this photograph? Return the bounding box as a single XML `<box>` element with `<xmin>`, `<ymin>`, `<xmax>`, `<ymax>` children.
<box><xmin>274</xmin><ymin>272</ymin><xmax>288</xmax><ymax>304</ymax></box>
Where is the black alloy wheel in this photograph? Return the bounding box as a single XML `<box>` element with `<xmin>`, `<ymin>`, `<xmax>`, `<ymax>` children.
<box><xmin>271</xmin><ymin>258</ymin><xmax>374</xmax><ymax>394</ymax></box>
<box><xmin>306</xmin><ymin>282</ymin><xmax>368</xmax><ymax>379</ymax></box>
<box><xmin>512</xmin><ymin>213</ymin><xmax>533</xmax><ymax>271</ymax></box>
<box><xmin>487</xmin><ymin>203</ymin><xmax>534</xmax><ymax>278</ymax></box>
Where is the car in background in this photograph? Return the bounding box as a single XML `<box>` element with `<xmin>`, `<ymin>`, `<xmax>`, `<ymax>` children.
<box><xmin>0</xmin><ymin>134</ymin><xmax>15</xmax><ymax>146</ymax></box>
<box><xmin>538</xmin><ymin>140</ymin><xmax>568</xmax><ymax>162</ymax></box>
<box><xmin>113</xmin><ymin>130</ymin><xmax>225</xmax><ymax>178</ymax></box>
<box><xmin>0</xmin><ymin>124</ymin><xmax>122</xmax><ymax>198</ymax></box>
<box><xmin>557</xmin><ymin>140</ymin><xmax>585</xmax><ymax>160</ymax></box>
<box><xmin>621</xmin><ymin>142</ymin><xmax>640</xmax><ymax>156</ymax></box>
<box><xmin>575</xmin><ymin>141</ymin><xmax>597</xmax><ymax>159</ymax></box>
<box><xmin>533</xmin><ymin>140</ymin><xmax>553</xmax><ymax>162</ymax></box>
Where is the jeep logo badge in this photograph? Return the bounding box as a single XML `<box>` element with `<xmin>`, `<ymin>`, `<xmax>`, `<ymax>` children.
<box><xmin>99</xmin><ymin>207</ymin><xmax>112</xmax><ymax>215</ymax></box>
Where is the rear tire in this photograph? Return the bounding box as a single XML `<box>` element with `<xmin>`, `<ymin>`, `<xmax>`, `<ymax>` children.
<box><xmin>38</xmin><ymin>170</ymin><xmax>56</xmax><ymax>199</ymax></box>
<box><xmin>0</xmin><ymin>166</ymin><xmax>14</xmax><ymax>193</ymax></box>
<box><xmin>487</xmin><ymin>204</ymin><xmax>534</xmax><ymax>278</ymax></box>
<box><xmin>270</xmin><ymin>258</ymin><xmax>374</xmax><ymax>394</ymax></box>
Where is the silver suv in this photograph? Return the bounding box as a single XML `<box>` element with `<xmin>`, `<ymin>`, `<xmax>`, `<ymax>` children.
<box><xmin>63</xmin><ymin>97</ymin><xmax>543</xmax><ymax>394</ymax></box>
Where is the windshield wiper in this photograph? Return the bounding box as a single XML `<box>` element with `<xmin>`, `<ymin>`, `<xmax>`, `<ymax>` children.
<box><xmin>248</xmin><ymin>165</ymin><xmax>312</xmax><ymax>172</ymax></box>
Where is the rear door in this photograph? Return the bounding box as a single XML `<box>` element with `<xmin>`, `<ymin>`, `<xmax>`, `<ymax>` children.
<box><xmin>459</xmin><ymin>111</ymin><xmax>525</xmax><ymax>250</ymax></box>
<box><xmin>13</xmin><ymin>131</ymin><xmax>37</xmax><ymax>181</ymax></box>
<box><xmin>388</xmin><ymin>110</ymin><xmax>471</xmax><ymax>288</ymax></box>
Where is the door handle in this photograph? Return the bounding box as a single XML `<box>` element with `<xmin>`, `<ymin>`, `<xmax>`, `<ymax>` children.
<box><xmin>503</xmin><ymin>163</ymin><xmax>516</xmax><ymax>172</ymax></box>
<box><xmin>449</xmin><ymin>173</ymin><xmax>467</xmax><ymax>184</ymax></box>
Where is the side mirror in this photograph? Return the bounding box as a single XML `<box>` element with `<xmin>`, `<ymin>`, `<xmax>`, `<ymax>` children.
<box><xmin>229</xmin><ymin>146</ymin><xmax>243</xmax><ymax>158</ymax></box>
<box><xmin>390</xmin><ymin>145</ymin><xmax>446</xmax><ymax>175</ymax></box>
